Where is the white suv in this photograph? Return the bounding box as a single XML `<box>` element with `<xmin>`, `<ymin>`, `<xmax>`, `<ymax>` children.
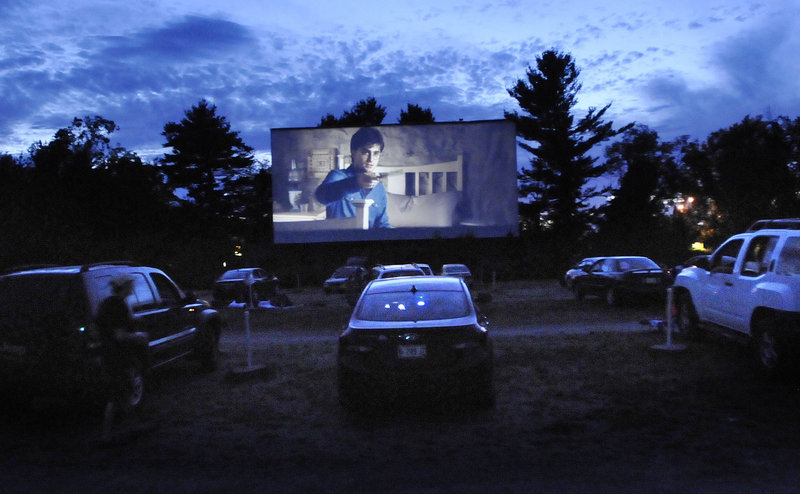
<box><xmin>673</xmin><ymin>220</ymin><xmax>800</xmax><ymax>376</ymax></box>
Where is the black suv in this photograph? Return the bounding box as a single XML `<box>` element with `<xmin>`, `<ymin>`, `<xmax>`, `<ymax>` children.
<box><xmin>0</xmin><ymin>261</ymin><xmax>222</xmax><ymax>409</ymax></box>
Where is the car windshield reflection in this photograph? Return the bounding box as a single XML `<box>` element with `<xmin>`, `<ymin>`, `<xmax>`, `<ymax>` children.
<box><xmin>356</xmin><ymin>290</ymin><xmax>471</xmax><ymax>322</ymax></box>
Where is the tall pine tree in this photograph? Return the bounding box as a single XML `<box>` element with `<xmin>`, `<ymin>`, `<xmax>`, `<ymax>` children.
<box><xmin>161</xmin><ymin>99</ymin><xmax>254</xmax><ymax>215</ymax></box>
<box><xmin>505</xmin><ymin>50</ymin><xmax>629</xmax><ymax>243</ymax></box>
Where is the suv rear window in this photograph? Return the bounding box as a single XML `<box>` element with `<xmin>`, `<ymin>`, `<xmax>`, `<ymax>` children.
<box><xmin>0</xmin><ymin>274</ymin><xmax>87</xmax><ymax>323</ymax></box>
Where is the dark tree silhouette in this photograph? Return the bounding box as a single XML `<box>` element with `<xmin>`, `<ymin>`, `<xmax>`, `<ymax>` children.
<box><xmin>505</xmin><ymin>50</ymin><xmax>630</xmax><ymax>243</ymax></box>
<box><xmin>597</xmin><ymin>125</ymin><xmax>690</xmax><ymax>257</ymax></box>
<box><xmin>681</xmin><ymin>116</ymin><xmax>800</xmax><ymax>239</ymax></box>
<box><xmin>161</xmin><ymin>100</ymin><xmax>254</xmax><ymax>214</ymax></box>
<box><xmin>318</xmin><ymin>97</ymin><xmax>386</xmax><ymax>127</ymax></box>
<box><xmin>398</xmin><ymin>104</ymin><xmax>435</xmax><ymax>124</ymax></box>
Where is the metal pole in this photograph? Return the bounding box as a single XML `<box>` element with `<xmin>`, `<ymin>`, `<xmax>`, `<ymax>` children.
<box><xmin>665</xmin><ymin>287</ymin><xmax>674</xmax><ymax>345</ymax></box>
<box><xmin>651</xmin><ymin>287</ymin><xmax>685</xmax><ymax>351</ymax></box>
<box><xmin>244</xmin><ymin>308</ymin><xmax>252</xmax><ymax>369</ymax></box>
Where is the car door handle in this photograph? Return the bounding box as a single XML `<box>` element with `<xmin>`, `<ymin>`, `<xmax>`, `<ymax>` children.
<box><xmin>724</xmin><ymin>281</ymin><xmax>734</xmax><ymax>287</ymax></box>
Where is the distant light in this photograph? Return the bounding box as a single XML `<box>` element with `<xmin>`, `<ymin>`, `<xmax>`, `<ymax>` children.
<box><xmin>416</xmin><ymin>300</ymin><xmax>426</xmax><ymax>307</ymax></box>
<box><xmin>691</xmin><ymin>242</ymin><xmax>706</xmax><ymax>251</ymax></box>
<box><xmin>78</xmin><ymin>326</ymin><xmax>86</xmax><ymax>332</ymax></box>
<box><xmin>398</xmin><ymin>303</ymin><xmax>407</xmax><ymax>311</ymax></box>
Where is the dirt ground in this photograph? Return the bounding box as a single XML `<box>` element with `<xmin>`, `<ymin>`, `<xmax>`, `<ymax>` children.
<box><xmin>2</xmin><ymin>280</ymin><xmax>800</xmax><ymax>493</ymax></box>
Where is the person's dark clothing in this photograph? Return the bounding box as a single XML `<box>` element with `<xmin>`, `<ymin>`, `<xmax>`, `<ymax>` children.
<box><xmin>96</xmin><ymin>294</ymin><xmax>134</xmax><ymax>402</ymax></box>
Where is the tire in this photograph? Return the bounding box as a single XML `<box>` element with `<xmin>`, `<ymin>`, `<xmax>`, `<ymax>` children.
<box><xmin>605</xmin><ymin>287</ymin><xmax>618</xmax><ymax>306</ymax></box>
<box><xmin>573</xmin><ymin>285</ymin><xmax>584</xmax><ymax>301</ymax></box>
<box><xmin>753</xmin><ymin>317</ymin><xmax>784</xmax><ymax>379</ymax></box>
<box><xmin>120</xmin><ymin>358</ymin><xmax>145</xmax><ymax>413</ymax></box>
<box><xmin>199</xmin><ymin>324</ymin><xmax>220</xmax><ymax>373</ymax></box>
<box><xmin>676</xmin><ymin>292</ymin><xmax>701</xmax><ymax>340</ymax></box>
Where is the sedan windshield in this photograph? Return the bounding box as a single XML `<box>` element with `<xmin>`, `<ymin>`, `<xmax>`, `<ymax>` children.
<box><xmin>356</xmin><ymin>289</ymin><xmax>471</xmax><ymax>322</ymax></box>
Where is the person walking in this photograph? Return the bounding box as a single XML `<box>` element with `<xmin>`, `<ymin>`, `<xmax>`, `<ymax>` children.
<box><xmin>96</xmin><ymin>273</ymin><xmax>140</xmax><ymax>445</ymax></box>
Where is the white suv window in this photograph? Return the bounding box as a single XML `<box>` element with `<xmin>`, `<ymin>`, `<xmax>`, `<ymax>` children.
<box><xmin>710</xmin><ymin>239</ymin><xmax>744</xmax><ymax>274</ymax></box>
<box><xmin>776</xmin><ymin>237</ymin><xmax>800</xmax><ymax>276</ymax></box>
<box><xmin>742</xmin><ymin>235</ymin><xmax>779</xmax><ymax>277</ymax></box>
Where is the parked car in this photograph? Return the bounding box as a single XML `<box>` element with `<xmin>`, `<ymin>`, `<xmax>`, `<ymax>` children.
<box><xmin>673</xmin><ymin>222</ymin><xmax>800</xmax><ymax>377</ymax></box>
<box><xmin>369</xmin><ymin>264</ymin><xmax>428</xmax><ymax>281</ymax></box>
<box><xmin>562</xmin><ymin>257</ymin><xmax>603</xmax><ymax>289</ymax></box>
<box><xmin>344</xmin><ymin>264</ymin><xmax>427</xmax><ymax>306</ymax></box>
<box><xmin>212</xmin><ymin>268</ymin><xmax>279</xmax><ymax>307</ymax></box>
<box><xmin>571</xmin><ymin>256</ymin><xmax>671</xmax><ymax>306</ymax></box>
<box><xmin>324</xmin><ymin>265</ymin><xmax>366</xmax><ymax>294</ymax></box>
<box><xmin>439</xmin><ymin>263</ymin><xmax>473</xmax><ymax>287</ymax></box>
<box><xmin>337</xmin><ymin>276</ymin><xmax>494</xmax><ymax>410</ymax></box>
<box><xmin>0</xmin><ymin>261</ymin><xmax>221</xmax><ymax>410</ymax></box>
<box><xmin>413</xmin><ymin>263</ymin><xmax>434</xmax><ymax>276</ymax></box>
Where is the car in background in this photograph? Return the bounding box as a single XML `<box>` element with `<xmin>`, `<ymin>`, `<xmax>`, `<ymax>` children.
<box><xmin>324</xmin><ymin>265</ymin><xmax>367</xmax><ymax>294</ymax></box>
<box><xmin>413</xmin><ymin>263</ymin><xmax>434</xmax><ymax>276</ymax></box>
<box><xmin>212</xmin><ymin>268</ymin><xmax>279</xmax><ymax>307</ymax></box>
<box><xmin>337</xmin><ymin>276</ymin><xmax>494</xmax><ymax>410</ymax></box>
<box><xmin>562</xmin><ymin>257</ymin><xmax>603</xmax><ymax>289</ymax></box>
<box><xmin>343</xmin><ymin>264</ymin><xmax>427</xmax><ymax>306</ymax></box>
<box><xmin>368</xmin><ymin>264</ymin><xmax>427</xmax><ymax>281</ymax></box>
<box><xmin>0</xmin><ymin>261</ymin><xmax>222</xmax><ymax>410</ymax></box>
<box><xmin>440</xmin><ymin>263</ymin><xmax>473</xmax><ymax>287</ymax></box>
<box><xmin>571</xmin><ymin>256</ymin><xmax>671</xmax><ymax>306</ymax></box>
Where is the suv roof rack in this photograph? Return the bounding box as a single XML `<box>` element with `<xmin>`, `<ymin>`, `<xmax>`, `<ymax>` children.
<box><xmin>746</xmin><ymin>219</ymin><xmax>800</xmax><ymax>232</ymax></box>
<box><xmin>79</xmin><ymin>260</ymin><xmax>139</xmax><ymax>272</ymax></box>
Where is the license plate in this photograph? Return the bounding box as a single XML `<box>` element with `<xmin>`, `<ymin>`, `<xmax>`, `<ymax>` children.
<box><xmin>397</xmin><ymin>344</ymin><xmax>426</xmax><ymax>359</ymax></box>
<box><xmin>644</xmin><ymin>277</ymin><xmax>658</xmax><ymax>284</ymax></box>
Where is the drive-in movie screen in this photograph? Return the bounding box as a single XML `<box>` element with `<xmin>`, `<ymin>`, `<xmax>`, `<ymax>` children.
<box><xmin>270</xmin><ymin>119</ymin><xmax>519</xmax><ymax>244</ymax></box>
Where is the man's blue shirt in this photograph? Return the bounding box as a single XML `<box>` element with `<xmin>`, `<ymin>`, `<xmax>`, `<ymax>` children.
<box><xmin>314</xmin><ymin>166</ymin><xmax>391</xmax><ymax>229</ymax></box>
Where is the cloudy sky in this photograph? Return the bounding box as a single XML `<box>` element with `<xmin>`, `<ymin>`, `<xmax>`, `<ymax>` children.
<box><xmin>2</xmin><ymin>0</ymin><xmax>798</xmax><ymax>164</ymax></box>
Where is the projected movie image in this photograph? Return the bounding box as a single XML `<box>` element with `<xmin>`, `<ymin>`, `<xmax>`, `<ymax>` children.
<box><xmin>271</xmin><ymin>120</ymin><xmax>518</xmax><ymax>244</ymax></box>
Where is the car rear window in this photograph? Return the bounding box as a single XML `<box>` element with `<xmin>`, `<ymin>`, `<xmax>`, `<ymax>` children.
<box><xmin>0</xmin><ymin>274</ymin><xmax>87</xmax><ymax>323</ymax></box>
<box><xmin>219</xmin><ymin>270</ymin><xmax>248</xmax><ymax>280</ymax></box>
<box><xmin>616</xmin><ymin>258</ymin><xmax>659</xmax><ymax>271</ymax></box>
<box><xmin>356</xmin><ymin>289</ymin><xmax>471</xmax><ymax>322</ymax></box>
<box><xmin>332</xmin><ymin>266</ymin><xmax>357</xmax><ymax>278</ymax></box>
<box><xmin>380</xmin><ymin>270</ymin><xmax>424</xmax><ymax>279</ymax></box>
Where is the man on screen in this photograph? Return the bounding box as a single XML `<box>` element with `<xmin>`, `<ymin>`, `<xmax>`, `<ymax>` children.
<box><xmin>314</xmin><ymin>127</ymin><xmax>391</xmax><ymax>228</ymax></box>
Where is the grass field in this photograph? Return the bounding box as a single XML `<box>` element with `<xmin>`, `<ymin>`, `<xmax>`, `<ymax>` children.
<box><xmin>3</xmin><ymin>281</ymin><xmax>800</xmax><ymax>493</ymax></box>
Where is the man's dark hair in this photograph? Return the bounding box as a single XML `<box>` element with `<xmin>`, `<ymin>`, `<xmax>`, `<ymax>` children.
<box><xmin>350</xmin><ymin>127</ymin><xmax>384</xmax><ymax>153</ymax></box>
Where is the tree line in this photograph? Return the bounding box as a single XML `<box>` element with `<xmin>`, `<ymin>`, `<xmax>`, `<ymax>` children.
<box><xmin>2</xmin><ymin>50</ymin><xmax>799</xmax><ymax>287</ymax></box>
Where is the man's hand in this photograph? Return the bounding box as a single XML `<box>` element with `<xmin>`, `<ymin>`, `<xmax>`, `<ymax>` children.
<box><xmin>357</xmin><ymin>171</ymin><xmax>380</xmax><ymax>189</ymax></box>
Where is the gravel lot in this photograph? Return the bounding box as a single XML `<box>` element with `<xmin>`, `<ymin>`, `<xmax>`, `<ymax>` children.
<box><xmin>3</xmin><ymin>280</ymin><xmax>800</xmax><ymax>493</ymax></box>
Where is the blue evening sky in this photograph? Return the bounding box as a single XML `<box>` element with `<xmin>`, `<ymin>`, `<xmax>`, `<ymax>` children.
<box><xmin>1</xmin><ymin>0</ymin><xmax>798</xmax><ymax>164</ymax></box>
